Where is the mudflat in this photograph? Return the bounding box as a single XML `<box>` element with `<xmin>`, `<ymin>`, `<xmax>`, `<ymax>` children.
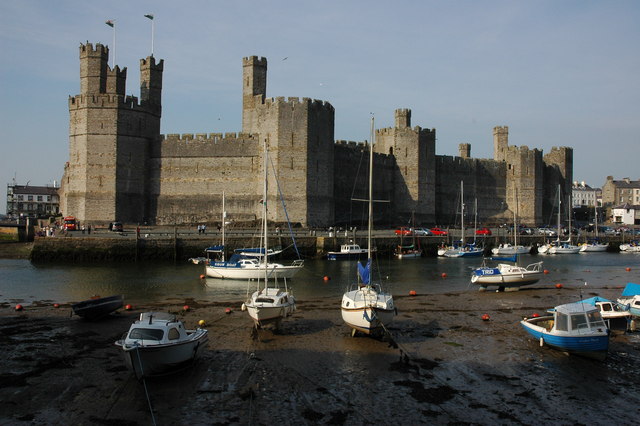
<box><xmin>1</xmin><ymin>286</ymin><xmax>639</xmax><ymax>425</ymax></box>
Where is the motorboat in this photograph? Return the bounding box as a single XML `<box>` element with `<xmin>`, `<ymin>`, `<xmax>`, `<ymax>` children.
<box><xmin>618</xmin><ymin>282</ymin><xmax>640</xmax><ymax>318</ymax></box>
<box><xmin>205</xmin><ymin>252</ymin><xmax>303</xmax><ymax>280</ymax></box>
<box><xmin>579</xmin><ymin>241</ymin><xmax>608</xmax><ymax>252</ymax></box>
<box><xmin>394</xmin><ymin>244</ymin><xmax>422</xmax><ymax>259</ymax></box>
<box><xmin>520</xmin><ymin>302</ymin><xmax>610</xmax><ymax>360</ymax></box>
<box><xmin>242</xmin><ymin>140</ymin><xmax>297</xmax><ymax>330</ymax></box>
<box><xmin>71</xmin><ymin>295</ymin><xmax>123</xmax><ymax>320</ymax></box>
<box><xmin>471</xmin><ymin>255</ymin><xmax>543</xmax><ymax>291</ymax></box>
<box><xmin>115</xmin><ymin>312</ymin><xmax>209</xmax><ymax>379</ymax></box>
<box><xmin>572</xmin><ymin>296</ymin><xmax>631</xmax><ymax>331</ymax></box>
<box><xmin>341</xmin><ymin>117</ymin><xmax>396</xmax><ymax>336</ymax></box>
<box><xmin>327</xmin><ymin>242</ymin><xmax>371</xmax><ymax>260</ymax></box>
<box><xmin>492</xmin><ymin>243</ymin><xmax>531</xmax><ymax>256</ymax></box>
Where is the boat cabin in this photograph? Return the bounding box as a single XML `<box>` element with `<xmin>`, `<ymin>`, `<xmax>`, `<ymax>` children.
<box><xmin>550</xmin><ymin>303</ymin><xmax>608</xmax><ymax>334</ymax></box>
<box><xmin>124</xmin><ymin>312</ymin><xmax>189</xmax><ymax>346</ymax></box>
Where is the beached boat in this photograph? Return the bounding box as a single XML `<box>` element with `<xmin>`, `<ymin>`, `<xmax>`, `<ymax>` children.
<box><xmin>114</xmin><ymin>312</ymin><xmax>208</xmax><ymax>379</ymax></box>
<box><xmin>520</xmin><ymin>302</ymin><xmax>610</xmax><ymax>360</ymax></box>
<box><xmin>71</xmin><ymin>295</ymin><xmax>123</xmax><ymax>320</ymax></box>
<box><xmin>618</xmin><ymin>282</ymin><xmax>640</xmax><ymax>318</ymax></box>
<box><xmin>471</xmin><ymin>255</ymin><xmax>543</xmax><ymax>291</ymax></box>
<box><xmin>570</xmin><ymin>296</ymin><xmax>631</xmax><ymax>331</ymax></box>
<box><xmin>242</xmin><ymin>141</ymin><xmax>297</xmax><ymax>329</ymax></box>
<box><xmin>341</xmin><ymin>117</ymin><xmax>396</xmax><ymax>336</ymax></box>
<box><xmin>327</xmin><ymin>243</ymin><xmax>370</xmax><ymax>261</ymax></box>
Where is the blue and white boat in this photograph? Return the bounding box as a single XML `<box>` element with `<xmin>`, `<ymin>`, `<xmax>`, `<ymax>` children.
<box><xmin>520</xmin><ymin>302</ymin><xmax>610</xmax><ymax>360</ymax></box>
<box><xmin>471</xmin><ymin>255</ymin><xmax>543</xmax><ymax>291</ymax></box>
<box><xmin>569</xmin><ymin>296</ymin><xmax>631</xmax><ymax>331</ymax></box>
<box><xmin>327</xmin><ymin>242</ymin><xmax>371</xmax><ymax>261</ymax></box>
<box><xmin>618</xmin><ymin>282</ymin><xmax>640</xmax><ymax>318</ymax></box>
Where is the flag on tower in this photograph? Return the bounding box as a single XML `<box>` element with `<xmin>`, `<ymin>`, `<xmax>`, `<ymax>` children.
<box><xmin>105</xmin><ymin>20</ymin><xmax>114</xmax><ymax>27</ymax></box>
<box><xmin>144</xmin><ymin>14</ymin><xmax>154</xmax><ymax>20</ymax></box>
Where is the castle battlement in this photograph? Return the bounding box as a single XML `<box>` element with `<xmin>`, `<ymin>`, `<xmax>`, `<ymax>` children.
<box><xmin>140</xmin><ymin>56</ymin><xmax>164</xmax><ymax>71</ymax></box>
<box><xmin>260</xmin><ymin>96</ymin><xmax>334</xmax><ymax>111</ymax></box>
<box><xmin>80</xmin><ymin>42</ymin><xmax>107</xmax><ymax>56</ymax></box>
<box><xmin>68</xmin><ymin>94</ymin><xmax>149</xmax><ymax>111</ymax></box>
<box><xmin>160</xmin><ymin>133</ymin><xmax>257</xmax><ymax>143</ymax></box>
<box><xmin>243</xmin><ymin>56</ymin><xmax>267</xmax><ymax>66</ymax></box>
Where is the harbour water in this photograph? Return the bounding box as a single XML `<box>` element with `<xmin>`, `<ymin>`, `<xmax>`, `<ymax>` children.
<box><xmin>2</xmin><ymin>252</ymin><xmax>639</xmax><ymax>306</ymax></box>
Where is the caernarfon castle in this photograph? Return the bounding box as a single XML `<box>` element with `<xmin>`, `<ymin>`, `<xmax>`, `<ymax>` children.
<box><xmin>59</xmin><ymin>43</ymin><xmax>573</xmax><ymax>228</ymax></box>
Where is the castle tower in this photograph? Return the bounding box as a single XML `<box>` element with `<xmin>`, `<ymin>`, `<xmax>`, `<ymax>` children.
<box><xmin>459</xmin><ymin>143</ymin><xmax>471</xmax><ymax>159</ymax></box>
<box><xmin>140</xmin><ymin>56</ymin><xmax>163</xmax><ymax>114</ymax></box>
<box><xmin>493</xmin><ymin>126</ymin><xmax>509</xmax><ymax>162</ymax></box>
<box><xmin>60</xmin><ymin>43</ymin><xmax>163</xmax><ymax>224</ymax></box>
<box><xmin>395</xmin><ymin>108</ymin><xmax>411</xmax><ymax>129</ymax></box>
<box><xmin>242</xmin><ymin>56</ymin><xmax>267</xmax><ymax>134</ymax></box>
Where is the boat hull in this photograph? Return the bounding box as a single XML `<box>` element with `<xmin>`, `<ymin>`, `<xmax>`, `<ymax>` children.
<box><xmin>491</xmin><ymin>245</ymin><xmax>531</xmax><ymax>255</ymax></box>
<box><xmin>118</xmin><ymin>330</ymin><xmax>209</xmax><ymax>379</ymax></box>
<box><xmin>72</xmin><ymin>295</ymin><xmax>123</xmax><ymax>320</ymax></box>
<box><xmin>520</xmin><ymin>317</ymin><xmax>609</xmax><ymax>360</ymax></box>
<box><xmin>205</xmin><ymin>263</ymin><xmax>302</xmax><ymax>279</ymax></box>
<box><xmin>471</xmin><ymin>262</ymin><xmax>543</xmax><ymax>289</ymax></box>
<box><xmin>341</xmin><ymin>287</ymin><xmax>395</xmax><ymax>334</ymax></box>
<box><xmin>579</xmin><ymin>244</ymin><xmax>608</xmax><ymax>252</ymax></box>
<box><xmin>244</xmin><ymin>288</ymin><xmax>296</xmax><ymax>327</ymax></box>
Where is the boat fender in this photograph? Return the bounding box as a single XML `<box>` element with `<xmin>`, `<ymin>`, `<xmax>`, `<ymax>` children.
<box><xmin>539</xmin><ymin>337</ymin><xmax>544</xmax><ymax>347</ymax></box>
<box><xmin>241</xmin><ymin>303</ymin><xmax>246</xmax><ymax>311</ymax></box>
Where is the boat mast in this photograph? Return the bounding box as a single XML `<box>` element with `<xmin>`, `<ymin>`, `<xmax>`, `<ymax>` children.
<box><xmin>367</xmin><ymin>117</ymin><xmax>374</xmax><ymax>262</ymax></box>
<box><xmin>262</xmin><ymin>139</ymin><xmax>269</xmax><ymax>286</ymax></box>
<box><xmin>222</xmin><ymin>191</ymin><xmax>226</xmax><ymax>261</ymax></box>
<box><xmin>557</xmin><ymin>184</ymin><xmax>561</xmax><ymax>242</ymax></box>
<box><xmin>514</xmin><ymin>187</ymin><xmax>518</xmax><ymax>247</ymax></box>
<box><xmin>460</xmin><ymin>181</ymin><xmax>464</xmax><ymax>246</ymax></box>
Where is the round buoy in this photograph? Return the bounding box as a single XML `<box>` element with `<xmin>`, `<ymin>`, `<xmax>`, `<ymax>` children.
<box><xmin>124</xmin><ymin>304</ymin><xmax>133</xmax><ymax>311</ymax></box>
<box><xmin>199</xmin><ymin>274</ymin><xmax>206</xmax><ymax>279</ymax></box>
<box><xmin>626</xmin><ymin>267</ymin><xmax>631</xmax><ymax>272</ymax></box>
<box><xmin>555</xmin><ymin>283</ymin><xmax>563</xmax><ymax>289</ymax></box>
<box><xmin>441</xmin><ymin>273</ymin><xmax>447</xmax><ymax>279</ymax></box>
<box><xmin>409</xmin><ymin>290</ymin><xmax>417</xmax><ymax>296</ymax></box>
<box><xmin>15</xmin><ymin>304</ymin><xmax>23</xmax><ymax>311</ymax></box>
<box><xmin>225</xmin><ymin>308</ymin><xmax>232</xmax><ymax>314</ymax></box>
<box><xmin>543</xmin><ymin>269</ymin><xmax>549</xmax><ymax>274</ymax></box>
<box><xmin>323</xmin><ymin>275</ymin><xmax>331</xmax><ymax>281</ymax></box>
<box><xmin>481</xmin><ymin>314</ymin><xmax>490</xmax><ymax>321</ymax></box>
<box><xmin>532</xmin><ymin>313</ymin><xmax>540</xmax><ymax>318</ymax></box>
<box><xmin>183</xmin><ymin>305</ymin><xmax>190</xmax><ymax>312</ymax></box>
<box><xmin>198</xmin><ymin>319</ymin><xmax>206</xmax><ymax>327</ymax></box>
<box><xmin>53</xmin><ymin>303</ymin><xmax>60</xmax><ymax>309</ymax></box>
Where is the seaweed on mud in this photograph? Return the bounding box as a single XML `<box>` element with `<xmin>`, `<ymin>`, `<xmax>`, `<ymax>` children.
<box><xmin>394</xmin><ymin>380</ymin><xmax>457</xmax><ymax>404</ymax></box>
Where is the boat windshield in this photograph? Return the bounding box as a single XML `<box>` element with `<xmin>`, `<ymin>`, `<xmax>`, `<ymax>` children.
<box><xmin>256</xmin><ymin>298</ymin><xmax>275</xmax><ymax>303</ymax></box>
<box><xmin>586</xmin><ymin>311</ymin><xmax>607</xmax><ymax>328</ymax></box>
<box><xmin>129</xmin><ymin>328</ymin><xmax>164</xmax><ymax>341</ymax></box>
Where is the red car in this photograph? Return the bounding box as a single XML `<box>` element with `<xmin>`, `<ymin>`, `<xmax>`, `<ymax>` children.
<box><xmin>395</xmin><ymin>227</ymin><xmax>412</xmax><ymax>236</ymax></box>
<box><xmin>430</xmin><ymin>227</ymin><xmax>448</xmax><ymax>236</ymax></box>
<box><xmin>475</xmin><ymin>227</ymin><xmax>492</xmax><ymax>236</ymax></box>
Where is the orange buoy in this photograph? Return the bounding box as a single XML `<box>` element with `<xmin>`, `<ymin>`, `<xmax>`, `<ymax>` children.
<box><xmin>125</xmin><ymin>304</ymin><xmax>133</xmax><ymax>311</ymax></box>
<box><xmin>555</xmin><ymin>283</ymin><xmax>563</xmax><ymax>289</ymax></box>
<box><xmin>481</xmin><ymin>314</ymin><xmax>490</xmax><ymax>321</ymax></box>
<box><xmin>626</xmin><ymin>267</ymin><xmax>632</xmax><ymax>272</ymax></box>
<box><xmin>323</xmin><ymin>275</ymin><xmax>331</xmax><ymax>281</ymax></box>
<box><xmin>225</xmin><ymin>308</ymin><xmax>232</xmax><ymax>314</ymax></box>
<box><xmin>183</xmin><ymin>305</ymin><xmax>190</xmax><ymax>312</ymax></box>
<box><xmin>441</xmin><ymin>273</ymin><xmax>447</xmax><ymax>278</ymax></box>
<box><xmin>15</xmin><ymin>304</ymin><xmax>24</xmax><ymax>311</ymax></box>
<box><xmin>199</xmin><ymin>274</ymin><xmax>206</xmax><ymax>279</ymax></box>
<box><xmin>532</xmin><ymin>313</ymin><xmax>540</xmax><ymax>318</ymax></box>
<box><xmin>53</xmin><ymin>303</ymin><xmax>60</xmax><ymax>308</ymax></box>
<box><xmin>409</xmin><ymin>290</ymin><xmax>417</xmax><ymax>296</ymax></box>
<box><xmin>543</xmin><ymin>269</ymin><xmax>549</xmax><ymax>274</ymax></box>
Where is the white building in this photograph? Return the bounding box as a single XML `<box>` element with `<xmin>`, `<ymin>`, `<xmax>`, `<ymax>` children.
<box><xmin>572</xmin><ymin>181</ymin><xmax>599</xmax><ymax>207</ymax></box>
<box><xmin>611</xmin><ymin>203</ymin><xmax>639</xmax><ymax>225</ymax></box>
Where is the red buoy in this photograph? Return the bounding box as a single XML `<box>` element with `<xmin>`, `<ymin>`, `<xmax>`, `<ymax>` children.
<box><xmin>125</xmin><ymin>304</ymin><xmax>133</xmax><ymax>311</ymax></box>
<box><xmin>15</xmin><ymin>304</ymin><xmax>23</xmax><ymax>311</ymax></box>
<box><xmin>626</xmin><ymin>267</ymin><xmax>632</xmax><ymax>272</ymax></box>
<box><xmin>183</xmin><ymin>305</ymin><xmax>190</xmax><ymax>312</ymax></box>
<box><xmin>481</xmin><ymin>314</ymin><xmax>490</xmax><ymax>321</ymax></box>
<box><xmin>409</xmin><ymin>290</ymin><xmax>417</xmax><ymax>296</ymax></box>
<box><xmin>199</xmin><ymin>274</ymin><xmax>206</xmax><ymax>279</ymax></box>
<box><xmin>323</xmin><ymin>276</ymin><xmax>331</xmax><ymax>281</ymax></box>
<box><xmin>225</xmin><ymin>308</ymin><xmax>232</xmax><ymax>314</ymax></box>
<box><xmin>543</xmin><ymin>269</ymin><xmax>549</xmax><ymax>274</ymax></box>
<box><xmin>53</xmin><ymin>303</ymin><xmax>60</xmax><ymax>309</ymax></box>
<box><xmin>441</xmin><ymin>273</ymin><xmax>447</xmax><ymax>278</ymax></box>
<box><xmin>532</xmin><ymin>313</ymin><xmax>540</xmax><ymax>318</ymax></box>
<box><xmin>555</xmin><ymin>283</ymin><xmax>563</xmax><ymax>289</ymax></box>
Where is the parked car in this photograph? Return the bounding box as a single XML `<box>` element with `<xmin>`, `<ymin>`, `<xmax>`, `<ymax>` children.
<box><xmin>109</xmin><ymin>222</ymin><xmax>124</xmax><ymax>232</ymax></box>
<box><xmin>430</xmin><ymin>227</ymin><xmax>448</xmax><ymax>236</ymax></box>
<box><xmin>537</xmin><ymin>227</ymin><xmax>557</xmax><ymax>237</ymax></box>
<box><xmin>475</xmin><ymin>227</ymin><xmax>492</xmax><ymax>236</ymax></box>
<box><xmin>412</xmin><ymin>228</ymin><xmax>433</xmax><ymax>236</ymax></box>
<box><xmin>394</xmin><ymin>227</ymin><xmax>412</xmax><ymax>236</ymax></box>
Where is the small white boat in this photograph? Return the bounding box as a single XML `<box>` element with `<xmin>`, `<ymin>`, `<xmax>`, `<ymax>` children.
<box><xmin>579</xmin><ymin>241</ymin><xmax>608</xmax><ymax>252</ymax></box>
<box><xmin>520</xmin><ymin>302</ymin><xmax>610</xmax><ymax>360</ymax></box>
<box><xmin>471</xmin><ymin>256</ymin><xmax>543</xmax><ymax>291</ymax></box>
<box><xmin>395</xmin><ymin>244</ymin><xmax>422</xmax><ymax>259</ymax></box>
<box><xmin>115</xmin><ymin>312</ymin><xmax>209</xmax><ymax>379</ymax></box>
<box><xmin>492</xmin><ymin>243</ymin><xmax>531</xmax><ymax>256</ymax></box>
<box><xmin>189</xmin><ymin>256</ymin><xmax>208</xmax><ymax>264</ymax></box>
<box><xmin>206</xmin><ymin>255</ymin><xmax>303</xmax><ymax>279</ymax></box>
<box><xmin>619</xmin><ymin>242</ymin><xmax>640</xmax><ymax>252</ymax></box>
<box><xmin>327</xmin><ymin>242</ymin><xmax>371</xmax><ymax>260</ymax></box>
<box><xmin>72</xmin><ymin>295</ymin><xmax>123</xmax><ymax>320</ymax></box>
<box><xmin>618</xmin><ymin>282</ymin><xmax>640</xmax><ymax>318</ymax></box>
<box><xmin>575</xmin><ymin>296</ymin><xmax>631</xmax><ymax>331</ymax></box>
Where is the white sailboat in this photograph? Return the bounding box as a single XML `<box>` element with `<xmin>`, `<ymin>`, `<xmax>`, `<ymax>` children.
<box><xmin>492</xmin><ymin>188</ymin><xmax>531</xmax><ymax>255</ymax></box>
<box><xmin>579</xmin><ymin>204</ymin><xmax>608</xmax><ymax>252</ymax></box>
<box><xmin>539</xmin><ymin>185</ymin><xmax>580</xmax><ymax>254</ymax></box>
<box><xmin>443</xmin><ymin>181</ymin><xmax>483</xmax><ymax>258</ymax></box>
<box><xmin>341</xmin><ymin>117</ymin><xmax>396</xmax><ymax>336</ymax></box>
<box><xmin>242</xmin><ymin>141</ymin><xmax>297</xmax><ymax>329</ymax></box>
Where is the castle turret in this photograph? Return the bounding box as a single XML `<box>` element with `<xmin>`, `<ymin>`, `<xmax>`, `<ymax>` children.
<box><xmin>395</xmin><ymin>108</ymin><xmax>411</xmax><ymax>129</ymax></box>
<box><xmin>140</xmin><ymin>56</ymin><xmax>164</xmax><ymax>114</ymax></box>
<box><xmin>242</xmin><ymin>56</ymin><xmax>267</xmax><ymax>133</ymax></box>
<box><xmin>79</xmin><ymin>43</ymin><xmax>108</xmax><ymax>94</ymax></box>
<box><xmin>493</xmin><ymin>126</ymin><xmax>509</xmax><ymax>162</ymax></box>
<box><xmin>459</xmin><ymin>143</ymin><xmax>471</xmax><ymax>159</ymax></box>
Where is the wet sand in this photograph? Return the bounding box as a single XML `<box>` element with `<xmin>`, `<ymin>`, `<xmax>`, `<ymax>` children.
<box><xmin>1</xmin><ymin>286</ymin><xmax>639</xmax><ymax>425</ymax></box>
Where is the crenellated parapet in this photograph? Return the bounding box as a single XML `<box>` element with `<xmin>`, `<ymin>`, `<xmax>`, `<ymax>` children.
<box><xmin>68</xmin><ymin>93</ymin><xmax>148</xmax><ymax>111</ymax></box>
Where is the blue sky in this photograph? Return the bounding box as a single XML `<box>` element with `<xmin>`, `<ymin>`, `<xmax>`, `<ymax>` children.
<box><xmin>1</xmin><ymin>1</ymin><xmax>639</xmax><ymax>214</ymax></box>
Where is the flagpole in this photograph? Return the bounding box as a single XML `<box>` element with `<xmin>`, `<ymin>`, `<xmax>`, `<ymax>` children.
<box><xmin>144</xmin><ymin>14</ymin><xmax>155</xmax><ymax>57</ymax></box>
<box><xmin>105</xmin><ymin>20</ymin><xmax>116</xmax><ymax>68</ymax></box>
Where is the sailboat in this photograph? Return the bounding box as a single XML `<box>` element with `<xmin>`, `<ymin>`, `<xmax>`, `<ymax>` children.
<box><xmin>394</xmin><ymin>213</ymin><xmax>422</xmax><ymax>259</ymax></box>
<box><xmin>471</xmin><ymin>254</ymin><xmax>543</xmax><ymax>291</ymax></box>
<box><xmin>205</xmin><ymin>190</ymin><xmax>303</xmax><ymax>280</ymax></box>
<box><xmin>443</xmin><ymin>181</ymin><xmax>483</xmax><ymax>257</ymax></box>
<box><xmin>579</xmin><ymin>204</ymin><xmax>608</xmax><ymax>252</ymax></box>
<box><xmin>241</xmin><ymin>141</ymin><xmax>297</xmax><ymax>329</ymax></box>
<box><xmin>341</xmin><ymin>117</ymin><xmax>396</xmax><ymax>336</ymax></box>
<box><xmin>492</xmin><ymin>188</ymin><xmax>531</xmax><ymax>255</ymax></box>
<box><xmin>538</xmin><ymin>185</ymin><xmax>580</xmax><ymax>254</ymax></box>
